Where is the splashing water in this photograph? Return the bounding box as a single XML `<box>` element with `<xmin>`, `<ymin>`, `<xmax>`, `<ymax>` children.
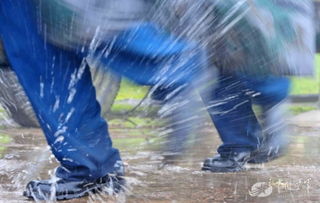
<box><xmin>0</xmin><ymin>0</ymin><xmax>318</xmax><ymax>202</ymax></box>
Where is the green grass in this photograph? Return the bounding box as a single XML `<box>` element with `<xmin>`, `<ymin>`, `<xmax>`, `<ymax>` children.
<box><xmin>112</xmin><ymin>137</ymin><xmax>147</xmax><ymax>149</ymax></box>
<box><xmin>111</xmin><ymin>103</ymin><xmax>137</xmax><ymax>113</ymax></box>
<box><xmin>0</xmin><ymin>133</ymin><xmax>11</xmax><ymax>144</ymax></box>
<box><xmin>290</xmin><ymin>55</ymin><xmax>320</xmax><ymax>95</ymax></box>
<box><xmin>0</xmin><ymin>133</ymin><xmax>12</xmax><ymax>158</ymax></box>
<box><xmin>111</xmin><ymin>80</ymin><xmax>149</xmax><ymax>113</ymax></box>
<box><xmin>115</xmin><ymin>80</ymin><xmax>149</xmax><ymax>101</ymax></box>
<box><xmin>109</xmin><ymin>117</ymin><xmax>164</xmax><ymax>128</ymax></box>
<box><xmin>289</xmin><ymin>106</ymin><xmax>317</xmax><ymax>115</ymax></box>
<box><xmin>289</xmin><ymin>55</ymin><xmax>320</xmax><ymax>113</ymax></box>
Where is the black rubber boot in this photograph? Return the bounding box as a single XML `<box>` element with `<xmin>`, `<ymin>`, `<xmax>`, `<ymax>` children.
<box><xmin>202</xmin><ymin>144</ymin><xmax>287</xmax><ymax>173</ymax></box>
<box><xmin>23</xmin><ymin>174</ymin><xmax>125</xmax><ymax>201</ymax></box>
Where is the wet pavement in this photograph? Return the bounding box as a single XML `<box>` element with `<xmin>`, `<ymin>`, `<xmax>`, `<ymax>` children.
<box><xmin>0</xmin><ymin>111</ymin><xmax>320</xmax><ymax>202</ymax></box>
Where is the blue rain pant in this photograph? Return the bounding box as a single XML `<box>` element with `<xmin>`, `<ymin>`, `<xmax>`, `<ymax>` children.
<box><xmin>203</xmin><ymin>74</ymin><xmax>290</xmax><ymax>155</ymax></box>
<box><xmin>0</xmin><ymin>1</ymin><xmax>205</xmax><ymax>180</ymax></box>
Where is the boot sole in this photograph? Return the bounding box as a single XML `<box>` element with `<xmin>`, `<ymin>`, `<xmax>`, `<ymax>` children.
<box><xmin>201</xmin><ymin>165</ymin><xmax>244</xmax><ymax>172</ymax></box>
<box><xmin>24</xmin><ymin>188</ymin><xmax>91</xmax><ymax>201</ymax></box>
<box><xmin>202</xmin><ymin>159</ymin><xmax>247</xmax><ymax>172</ymax></box>
<box><xmin>23</xmin><ymin>178</ymin><xmax>125</xmax><ymax>201</ymax></box>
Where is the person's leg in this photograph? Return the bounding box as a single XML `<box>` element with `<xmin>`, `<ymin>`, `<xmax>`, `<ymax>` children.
<box><xmin>247</xmin><ymin>76</ymin><xmax>290</xmax><ymax>107</ymax></box>
<box><xmin>147</xmin><ymin>62</ymin><xmax>214</xmax><ymax>161</ymax></box>
<box><xmin>94</xmin><ymin>23</ymin><xmax>205</xmax><ymax>87</ymax></box>
<box><xmin>0</xmin><ymin>0</ymin><xmax>209</xmax><ymax>199</ymax></box>
<box><xmin>246</xmin><ymin>76</ymin><xmax>291</xmax><ymax>163</ymax></box>
<box><xmin>200</xmin><ymin>74</ymin><xmax>263</xmax><ymax>172</ymax></box>
<box><xmin>152</xmin><ymin>84</ymin><xmax>204</xmax><ymax>157</ymax></box>
<box><xmin>94</xmin><ymin>23</ymin><xmax>208</xmax><ymax>158</ymax></box>
<box><xmin>203</xmin><ymin>74</ymin><xmax>262</xmax><ymax>155</ymax></box>
<box><xmin>201</xmin><ymin>74</ymin><xmax>290</xmax><ymax>171</ymax></box>
<box><xmin>0</xmin><ymin>1</ymin><xmax>123</xmax><ymax>200</ymax></box>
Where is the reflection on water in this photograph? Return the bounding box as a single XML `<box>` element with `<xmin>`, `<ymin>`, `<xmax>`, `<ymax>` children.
<box><xmin>0</xmin><ymin>122</ymin><xmax>320</xmax><ymax>202</ymax></box>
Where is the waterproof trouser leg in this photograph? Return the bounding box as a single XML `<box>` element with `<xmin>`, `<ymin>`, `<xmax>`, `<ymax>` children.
<box><xmin>0</xmin><ymin>1</ymin><xmax>207</xmax><ymax>180</ymax></box>
<box><xmin>0</xmin><ymin>1</ymin><xmax>121</xmax><ymax>181</ymax></box>
<box><xmin>247</xmin><ymin>76</ymin><xmax>291</xmax><ymax>150</ymax></box>
<box><xmin>202</xmin><ymin>74</ymin><xmax>290</xmax><ymax>155</ymax></box>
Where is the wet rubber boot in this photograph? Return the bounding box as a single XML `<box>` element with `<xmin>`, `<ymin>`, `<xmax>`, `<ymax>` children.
<box><xmin>23</xmin><ymin>174</ymin><xmax>125</xmax><ymax>201</ymax></box>
<box><xmin>202</xmin><ymin>151</ymin><xmax>252</xmax><ymax>172</ymax></box>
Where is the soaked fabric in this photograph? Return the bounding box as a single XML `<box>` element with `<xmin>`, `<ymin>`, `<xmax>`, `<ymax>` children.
<box><xmin>33</xmin><ymin>0</ymin><xmax>205</xmax><ymax>86</ymax></box>
<box><xmin>202</xmin><ymin>74</ymin><xmax>290</xmax><ymax>154</ymax></box>
<box><xmin>0</xmin><ymin>0</ymin><xmax>205</xmax><ymax>180</ymax></box>
<box><xmin>0</xmin><ymin>41</ymin><xmax>7</xmax><ymax>65</ymax></box>
<box><xmin>210</xmin><ymin>0</ymin><xmax>315</xmax><ymax>76</ymax></box>
<box><xmin>34</xmin><ymin>0</ymin><xmax>315</xmax><ymax>77</ymax></box>
<box><xmin>0</xmin><ymin>0</ymin><xmax>314</xmax><ymax>182</ymax></box>
<box><xmin>32</xmin><ymin>0</ymin><xmax>153</xmax><ymax>49</ymax></box>
<box><xmin>0</xmin><ymin>1</ymin><xmax>121</xmax><ymax>181</ymax></box>
<box><xmin>95</xmin><ymin>24</ymin><xmax>205</xmax><ymax>86</ymax></box>
<box><xmin>156</xmin><ymin>0</ymin><xmax>315</xmax><ymax>76</ymax></box>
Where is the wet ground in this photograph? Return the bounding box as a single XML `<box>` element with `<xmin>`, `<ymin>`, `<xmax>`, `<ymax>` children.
<box><xmin>0</xmin><ymin>111</ymin><xmax>320</xmax><ymax>202</ymax></box>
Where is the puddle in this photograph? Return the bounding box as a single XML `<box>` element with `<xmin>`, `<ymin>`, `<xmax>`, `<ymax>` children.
<box><xmin>0</xmin><ymin>123</ymin><xmax>319</xmax><ymax>202</ymax></box>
